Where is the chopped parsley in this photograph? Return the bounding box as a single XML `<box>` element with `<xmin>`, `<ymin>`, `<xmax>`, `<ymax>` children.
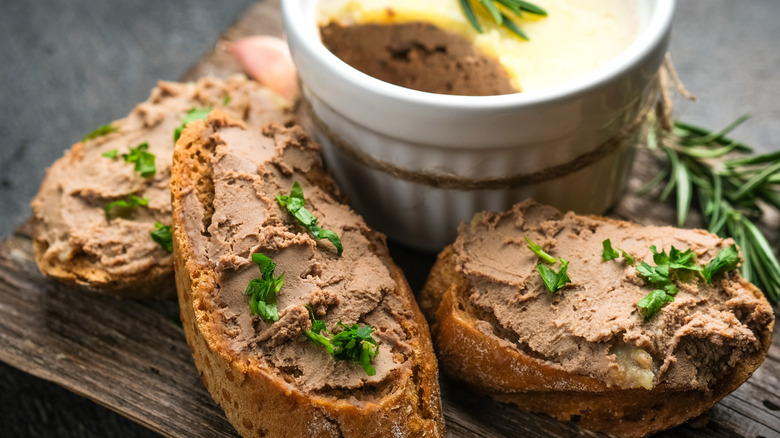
<box><xmin>524</xmin><ymin>235</ymin><xmax>555</xmax><ymax>264</ymax></box>
<box><xmin>304</xmin><ymin>313</ymin><xmax>333</xmax><ymax>355</ymax></box>
<box><xmin>636</xmin><ymin>261</ymin><xmax>677</xmax><ymax>294</ymax></box>
<box><xmin>104</xmin><ymin>195</ymin><xmax>149</xmax><ymax>219</ymax></box>
<box><xmin>244</xmin><ymin>253</ymin><xmax>284</xmax><ymax>322</ymax></box>
<box><xmin>524</xmin><ymin>236</ymin><xmax>571</xmax><ymax>293</ymax></box>
<box><xmin>652</xmin><ymin>246</ymin><xmax>702</xmax><ymax>275</ymax></box>
<box><xmin>122</xmin><ymin>142</ymin><xmax>156</xmax><ymax>178</ymax></box>
<box><xmin>636</xmin><ymin>289</ymin><xmax>674</xmax><ymax>320</ymax></box>
<box><xmin>634</xmin><ymin>245</ymin><xmax>739</xmax><ymax>320</ymax></box>
<box><xmin>634</xmin><ymin>246</ymin><xmax>690</xmax><ymax>319</ymax></box>
<box><xmin>150</xmin><ymin>222</ymin><xmax>173</xmax><ymax>253</ymax></box>
<box><xmin>102</xmin><ymin>149</ymin><xmax>119</xmax><ymax>159</ymax></box>
<box><xmin>277</xmin><ymin>182</ymin><xmax>343</xmax><ymax>255</ymax></box>
<box><xmin>601</xmin><ymin>239</ymin><xmax>635</xmax><ymax>265</ymax></box>
<box><xmin>173</xmin><ymin>107</ymin><xmax>212</xmax><ymax>142</ymax></box>
<box><xmin>703</xmin><ymin>244</ymin><xmax>740</xmax><ymax>283</ymax></box>
<box><xmin>304</xmin><ymin>308</ymin><xmax>379</xmax><ymax>376</ymax></box>
<box><xmin>83</xmin><ymin>124</ymin><xmax>119</xmax><ymax>143</ymax></box>
<box><xmin>537</xmin><ymin>258</ymin><xmax>571</xmax><ymax>294</ymax></box>
<box><xmin>222</xmin><ymin>93</ymin><xmax>231</xmax><ymax>105</ymax></box>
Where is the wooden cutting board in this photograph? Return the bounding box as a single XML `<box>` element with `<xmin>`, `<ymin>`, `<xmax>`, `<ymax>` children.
<box><xmin>1</xmin><ymin>1</ymin><xmax>778</xmax><ymax>437</ymax></box>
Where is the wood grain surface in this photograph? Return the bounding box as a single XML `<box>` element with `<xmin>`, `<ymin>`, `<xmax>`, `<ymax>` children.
<box><xmin>1</xmin><ymin>1</ymin><xmax>779</xmax><ymax>437</ymax></box>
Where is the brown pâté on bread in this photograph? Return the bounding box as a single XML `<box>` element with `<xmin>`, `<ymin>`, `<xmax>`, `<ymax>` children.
<box><xmin>170</xmin><ymin>112</ymin><xmax>443</xmax><ymax>437</ymax></box>
<box><xmin>420</xmin><ymin>199</ymin><xmax>774</xmax><ymax>437</ymax></box>
<box><xmin>31</xmin><ymin>76</ymin><xmax>292</xmax><ymax>298</ymax></box>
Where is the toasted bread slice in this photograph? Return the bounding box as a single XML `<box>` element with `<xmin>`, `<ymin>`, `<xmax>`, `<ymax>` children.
<box><xmin>31</xmin><ymin>76</ymin><xmax>292</xmax><ymax>298</ymax></box>
<box><xmin>170</xmin><ymin>112</ymin><xmax>443</xmax><ymax>437</ymax></box>
<box><xmin>420</xmin><ymin>200</ymin><xmax>773</xmax><ymax>437</ymax></box>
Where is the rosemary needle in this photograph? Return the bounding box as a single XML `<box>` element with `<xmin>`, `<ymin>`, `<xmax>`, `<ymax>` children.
<box><xmin>459</xmin><ymin>0</ymin><xmax>547</xmax><ymax>40</ymax></box>
<box><xmin>641</xmin><ymin>114</ymin><xmax>780</xmax><ymax>302</ymax></box>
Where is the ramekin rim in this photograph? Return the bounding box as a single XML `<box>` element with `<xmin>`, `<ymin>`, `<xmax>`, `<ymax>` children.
<box><xmin>282</xmin><ymin>0</ymin><xmax>676</xmax><ymax>110</ymax></box>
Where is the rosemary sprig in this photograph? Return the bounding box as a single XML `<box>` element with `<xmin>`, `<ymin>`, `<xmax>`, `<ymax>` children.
<box><xmin>641</xmin><ymin>113</ymin><xmax>780</xmax><ymax>302</ymax></box>
<box><xmin>459</xmin><ymin>0</ymin><xmax>547</xmax><ymax>40</ymax></box>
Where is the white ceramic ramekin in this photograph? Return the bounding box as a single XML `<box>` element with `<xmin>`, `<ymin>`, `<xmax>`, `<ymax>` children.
<box><xmin>282</xmin><ymin>0</ymin><xmax>676</xmax><ymax>251</ymax></box>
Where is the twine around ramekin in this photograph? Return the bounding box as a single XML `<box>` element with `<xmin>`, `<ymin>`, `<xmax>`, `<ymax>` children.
<box><xmin>302</xmin><ymin>74</ymin><xmax>662</xmax><ymax>191</ymax></box>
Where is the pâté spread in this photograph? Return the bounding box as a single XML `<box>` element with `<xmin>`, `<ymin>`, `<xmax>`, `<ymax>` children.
<box><xmin>179</xmin><ymin>118</ymin><xmax>418</xmax><ymax>391</ymax></box>
<box><xmin>454</xmin><ymin>200</ymin><xmax>773</xmax><ymax>390</ymax></box>
<box><xmin>32</xmin><ymin>77</ymin><xmax>290</xmax><ymax>282</ymax></box>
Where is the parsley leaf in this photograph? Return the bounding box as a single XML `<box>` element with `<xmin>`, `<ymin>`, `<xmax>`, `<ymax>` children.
<box><xmin>104</xmin><ymin>195</ymin><xmax>149</xmax><ymax>219</ymax></box>
<box><xmin>304</xmin><ymin>311</ymin><xmax>335</xmax><ymax>356</ymax></box>
<box><xmin>304</xmin><ymin>308</ymin><xmax>379</xmax><ymax>376</ymax></box>
<box><xmin>173</xmin><ymin>107</ymin><xmax>212</xmax><ymax>142</ymax></box>
<box><xmin>659</xmin><ymin>246</ymin><xmax>702</xmax><ymax>274</ymax></box>
<box><xmin>635</xmin><ymin>244</ymin><xmax>705</xmax><ymax>319</ymax></box>
<box><xmin>636</xmin><ymin>289</ymin><xmax>675</xmax><ymax>320</ymax></box>
<box><xmin>83</xmin><ymin>124</ymin><xmax>119</xmax><ymax>142</ymax></box>
<box><xmin>524</xmin><ymin>236</ymin><xmax>571</xmax><ymax>293</ymax></box>
<box><xmin>244</xmin><ymin>253</ymin><xmax>284</xmax><ymax>322</ymax></box>
<box><xmin>122</xmin><ymin>142</ymin><xmax>156</xmax><ymax>178</ymax></box>
<box><xmin>702</xmin><ymin>244</ymin><xmax>740</xmax><ymax>283</ymax></box>
<box><xmin>602</xmin><ymin>239</ymin><xmax>635</xmax><ymax>265</ymax></box>
<box><xmin>634</xmin><ymin>243</ymin><xmax>743</xmax><ymax>319</ymax></box>
<box><xmin>222</xmin><ymin>93</ymin><xmax>231</xmax><ymax>105</ymax></box>
<box><xmin>524</xmin><ymin>236</ymin><xmax>556</xmax><ymax>264</ymax></box>
<box><xmin>331</xmin><ymin>322</ymin><xmax>379</xmax><ymax>376</ymax></box>
<box><xmin>636</xmin><ymin>262</ymin><xmax>675</xmax><ymax>292</ymax></box>
<box><xmin>602</xmin><ymin>239</ymin><xmax>620</xmax><ymax>260</ymax></box>
<box><xmin>150</xmin><ymin>222</ymin><xmax>173</xmax><ymax>253</ymax></box>
<box><xmin>277</xmin><ymin>182</ymin><xmax>343</xmax><ymax>255</ymax></box>
<box><xmin>537</xmin><ymin>258</ymin><xmax>571</xmax><ymax>293</ymax></box>
<box><xmin>102</xmin><ymin>149</ymin><xmax>119</xmax><ymax>159</ymax></box>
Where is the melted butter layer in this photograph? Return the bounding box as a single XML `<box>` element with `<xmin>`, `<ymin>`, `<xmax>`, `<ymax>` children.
<box><xmin>318</xmin><ymin>0</ymin><xmax>639</xmax><ymax>92</ymax></box>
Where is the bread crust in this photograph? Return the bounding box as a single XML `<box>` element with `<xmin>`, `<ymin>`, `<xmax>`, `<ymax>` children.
<box><xmin>33</xmin><ymin>236</ymin><xmax>174</xmax><ymax>299</ymax></box>
<box><xmin>421</xmin><ymin>227</ymin><xmax>774</xmax><ymax>438</ymax></box>
<box><xmin>171</xmin><ymin>113</ymin><xmax>443</xmax><ymax>437</ymax></box>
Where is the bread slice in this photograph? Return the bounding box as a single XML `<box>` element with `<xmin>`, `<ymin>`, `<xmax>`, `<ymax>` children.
<box><xmin>420</xmin><ymin>200</ymin><xmax>774</xmax><ymax>437</ymax></box>
<box><xmin>31</xmin><ymin>76</ymin><xmax>292</xmax><ymax>298</ymax></box>
<box><xmin>170</xmin><ymin>112</ymin><xmax>443</xmax><ymax>437</ymax></box>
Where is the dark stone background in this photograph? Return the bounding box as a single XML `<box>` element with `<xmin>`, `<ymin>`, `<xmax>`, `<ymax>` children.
<box><xmin>1</xmin><ymin>0</ymin><xmax>778</xmax><ymax>436</ymax></box>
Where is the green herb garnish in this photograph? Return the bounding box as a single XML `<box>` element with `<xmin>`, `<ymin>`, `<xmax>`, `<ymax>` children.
<box><xmin>601</xmin><ymin>239</ymin><xmax>635</xmax><ymax>265</ymax></box>
<box><xmin>102</xmin><ymin>149</ymin><xmax>119</xmax><ymax>159</ymax></box>
<box><xmin>150</xmin><ymin>222</ymin><xmax>173</xmax><ymax>253</ymax></box>
<box><xmin>330</xmin><ymin>323</ymin><xmax>379</xmax><ymax>376</ymax></box>
<box><xmin>459</xmin><ymin>0</ymin><xmax>547</xmax><ymax>40</ymax></box>
<box><xmin>104</xmin><ymin>195</ymin><xmax>149</xmax><ymax>219</ymax></box>
<box><xmin>636</xmin><ymin>262</ymin><xmax>676</xmax><ymax>294</ymax></box>
<box><xmin>122</xmin><ymin>142</ymin><xmax>156</xmax><ymax>178</ymax></box>
<box><xmin>524</xmin><ymin>236</ymin><xmax>570</xmax><ymax>293</ymax></box>
<box><xmin>173</xmin><ymin>107</ymin><xmax>212</xmax><ymax>142</ymax></box>
<box><xmin>277</xmin><ymin>182</ymin><xmax>343</xmax><ymax>255</ymax></box>
<box><xmin>83</xmin><ymin>124</ymin><xmax>119</xmax><ymax>143</ymax></box>
<box><xmin>537</xmin><ymin>258</ymin><xmax>571</xmax><ymax>294</ymax></box>
<box><xmin>636</xmin><ymin>289</ymin><xmax>674</xmax><ymax>320</ymax></box>
<box><xmin>245</xmin><ymin>253</ymin><xmax>285</xmax><ymax>322</ymax></box>
<box><xmin>222</xmin><ymin>93</ymin><xmax>231</xmax><ymax>105</ymax></box>
<box><xmin>641</xmin><ymin>113</ymin><xmax>780</xmax><ymax>301</ymax></box>
<box><xmin>633</xmin><ymin>245</ymin><xmax>724</xmax><ymax>320</ymax></box>
<box><xmin>524</xmin><ymin>235</ymin><xmax>555</xmax><ymax>264</ymax></box>
<box><xmin>304</xmin><ymin>308</ymin><xmax>379</xmax><ymax>376</ymax></box>
<box><xmin>652</xmin><ymin>245</ymin><xmax>702</xmax><ymax>274</ymax></box>
<box><xmin>304</xmin><ymin>311</ymin><xmax>335</xmax><ymax>356</ymax></box>
<box><xmin>702</xmin><ymin>244</ymin><xmax>740</xmax><ymax>283</ymax></box>
<box><xmin>634</xmin><ymin>247</ymin><xmax>683</xmax><ymax>319</ymax></box>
